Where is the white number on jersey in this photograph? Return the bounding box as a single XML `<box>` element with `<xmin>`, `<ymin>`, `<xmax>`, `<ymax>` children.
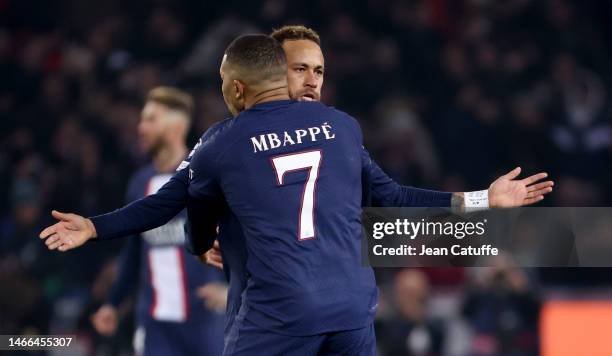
<box><xmin>271</xmin><ymin>150</ymin><xmax>322</xmax><ymax>240</ymax></box>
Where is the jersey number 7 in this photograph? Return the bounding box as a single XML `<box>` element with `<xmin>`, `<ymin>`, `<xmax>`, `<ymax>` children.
<box><xmin>271</xmin><ymin>150</ymin><xmax>322</xmax><ymax>240</ymax></box>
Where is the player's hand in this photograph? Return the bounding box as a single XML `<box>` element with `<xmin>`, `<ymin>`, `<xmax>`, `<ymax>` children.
<box><xmin>91</xmin><ymin>304</ymin><xmax>118</xmax><ymax>336</ymax></box>
<box><xmin>196</xmin><ymin>282</ymin><xmax>228</xmax><ymax>313</ymax></box>
<box><xmin>197</xmin><ymin>240</ymin><xmax>223</xmax><ymax>270</ymax></box>
<box><xmin>488</xmin><ymin>167</ymin><xmax>554</xmax><ymax>208</ymax></box>
<box><xmin>39</xmin><ymin>210</ymin><xmax>97</xmax><ymax>251</ymax></box>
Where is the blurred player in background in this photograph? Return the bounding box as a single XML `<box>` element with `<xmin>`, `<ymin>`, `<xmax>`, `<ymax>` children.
<box><xmin>89</xmin><ymin>87</ymin><xmax>226</xmax><ymax>356</ymax></box>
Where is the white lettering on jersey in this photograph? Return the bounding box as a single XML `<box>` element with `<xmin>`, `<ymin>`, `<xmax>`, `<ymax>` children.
<box><xmin>267</xmin><ymin>133</ymin><xmax>281</xmax><ymax>149</ymax></box>
<box><xmin>308</xmin><ymin>127</ymin><xmax>321</xmax><ymax>141</ymax></box>
<box><xmin>322</xmin><ymin>122</ymin><xmax>336</xmax><ymax>139</ymax></box>
<box><xmin>283</xmin><ymin>132</ymin><xmax>296</xmax><ymax>146</ymax></box>
<box><xmin>250</xmin><ymin>123</ymin><xmax>336</xmax><ymax>153</ymax></box>
<box><xmin>295</xmin><ymin>129</ymin><xmax>307</xmax><ymax>144</ymax></box>
<box><xmin>251</xmin><ymin>135</ymin><xmax>269</xmax><ymax>152</ymax></box>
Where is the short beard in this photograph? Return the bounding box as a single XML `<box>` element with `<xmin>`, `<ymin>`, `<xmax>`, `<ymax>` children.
<box><xmin>145</xmin><ymin>138</ymin><xmax>165</xmax><ymax>157</ymax></box>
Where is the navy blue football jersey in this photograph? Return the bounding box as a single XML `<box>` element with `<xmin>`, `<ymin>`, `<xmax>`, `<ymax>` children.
<box><xmin>187</xmin><ymin>100</ymin><xmax>378</xmax><ymax>336</ymax></box>
<box><xmin>91</xmin><ymin>103</ymin><xmax>451</xmax><ymax>337</ymax></box>
<box><xmin>108</xmin><ymin>164</ymin><xmax>226</xmax><ymax>335</ymax></box>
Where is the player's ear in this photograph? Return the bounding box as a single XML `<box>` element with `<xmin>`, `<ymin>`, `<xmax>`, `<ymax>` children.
<box><xmin>233</xmin><ymin>80</ymin><xmax>244</xmax><ymax>99</ymax></box>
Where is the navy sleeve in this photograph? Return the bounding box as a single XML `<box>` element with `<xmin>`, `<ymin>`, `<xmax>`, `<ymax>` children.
<box><xmin>362</xmin><ymin>148</ymin><xmax>452</xmax><ymax>207</ymax></box>
<box><xmin>91</xmin><ymin>168</ymin><xmax>189</xmax><ymax>240</ymax></box>
<box><xmin>339</xmin><ymin>111</ymin><xmax>451</xmax><ymax>208</ymax></box>
<box><xmin>107</xmin><ymin>236</ymin><xmax>140</xmax><ymax>306</ymax></box>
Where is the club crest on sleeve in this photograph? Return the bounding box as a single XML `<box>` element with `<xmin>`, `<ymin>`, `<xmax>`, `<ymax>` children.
<box><xmin>176</xmin><ymin>160</ymin><xmax>189</xmax><ymax>171</ymax></box>
<box><xmin>188</xmin><ymin>139</ymin><xmax>202</xmax><ymax>158</ymax></box>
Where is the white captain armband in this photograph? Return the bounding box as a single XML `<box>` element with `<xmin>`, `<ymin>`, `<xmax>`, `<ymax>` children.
<box><xmin>464</xmin><ymin>189</ymin><xmax>489</xmax><ymax>211</ymax></box>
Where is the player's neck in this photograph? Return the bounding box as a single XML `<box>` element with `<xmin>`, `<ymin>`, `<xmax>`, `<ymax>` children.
<box><xmin>153</xmin><ymin>143</ymin><xmax>188</xmax><ymax>173</ymax></box>
<box><xmin>245</xmin><ymin>86</ymin><xmax>290</xmax><ymax>109</ymax></box>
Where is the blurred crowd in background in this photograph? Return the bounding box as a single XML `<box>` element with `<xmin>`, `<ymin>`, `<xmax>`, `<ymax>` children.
<box><xmin>1</xmin><ymin>0</ymin><xmax>611</xmax><ymax>355</ymax></box>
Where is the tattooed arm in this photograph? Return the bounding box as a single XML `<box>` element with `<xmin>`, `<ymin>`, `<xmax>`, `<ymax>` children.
<box><xmin>451</xmin><ymin>192</ymin><xmax>465</xmax><ymax>212</ymax></box>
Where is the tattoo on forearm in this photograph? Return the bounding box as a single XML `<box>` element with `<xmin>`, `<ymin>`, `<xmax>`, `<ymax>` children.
<box><xmin>451</xmin><ymin>192</ymin><xmax>465</xmax><ymax>213</ymax></box>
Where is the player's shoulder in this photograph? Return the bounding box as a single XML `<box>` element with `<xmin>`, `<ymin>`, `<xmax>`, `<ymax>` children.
<box><xmin>189</xmin><ymin>117</ymin><xmax>235</xmax><ymax>158</ymax></box>
<box><xmin>209</xmin><ymin>116</ymin><xmax>235</xmax><ymax>135</ymax></box>
<box><xmin>292</xmin><ymin>100</ymin><xmax>336</xmax><ymax>114</ymax></box>
<box><xmin>328</xmin><ymin>105</ymin><xmax>360</xmax><ymax>126</ymax></box>
<box><xmin>200</xmin><ymin>117</ymin><xmax>234</xmax><ymax>143</ymax></box>
<box><xmin>304</xmin><ymin>102</ymin><xmax>362</xmax><ymax>135</ymax></box>
<box><xmin>299</xmin><ymin>101</ymin><xmax>359</xmax><ymax>124</ymax></box>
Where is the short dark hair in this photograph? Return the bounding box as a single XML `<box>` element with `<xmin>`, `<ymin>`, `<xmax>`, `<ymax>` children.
<box><xmin>270</xmin><ymin>25</ymin><xmax>321</xmax><ymax>45</ymax></box>
<box><xmin>147</xmin><ymin>86</ymin><xmax>194</xmax><ymax>119</ymax></box>
<box><xmin>224</xmin><ymin>34</ymin><xmax>287</xmax><ymax>83</ymax></box>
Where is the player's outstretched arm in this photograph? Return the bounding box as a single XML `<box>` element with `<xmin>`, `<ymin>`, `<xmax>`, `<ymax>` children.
<box><xmin>362</xmin><ymin>149</ymin><xmax>553</xmax><ymax>210</ymax></box>
<box><xmin>91</xmin><ymin>169</ymin><xmax>190</xmax><ymax>240</ymax></box>
<box><xmin>39</xmin><ymin>210</ymin><xmax>97</xmax><ymax>252</ymax></box>
<box><xmin>451</xmin><ymin>167</ymin><xmax>554</xmax><ymax>210</ymax></box>
<box><xmin>362</xmin><ymin>148</ymin><xmax>452</xmax><ymax>207</ymax></box>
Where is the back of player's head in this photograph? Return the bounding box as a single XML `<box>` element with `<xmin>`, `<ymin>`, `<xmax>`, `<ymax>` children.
<box><xmin>223</xmin><ymin>34</ymin><xmax>287</xmax><ymax>85</ymax></box>
<box><xmin>270</xmin><ymin>25</ymin><xmax>320</xmax><ymax>46</ymax></box>
<box><xmin>146</xmin><ymin>86</ymin><xmax>194</xmax><ymax>121</ymax></box>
